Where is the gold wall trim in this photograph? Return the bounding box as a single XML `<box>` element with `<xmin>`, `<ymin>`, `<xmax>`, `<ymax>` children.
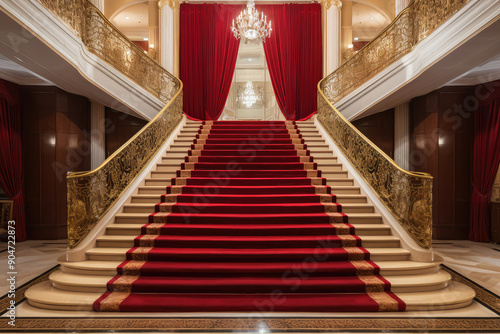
<box><xmin>322</xmin><ymin>0</ymin><xmax>472</xmax><ymax>104</ymax></box>
<box><xmin>317</xmin><ymin>87</ymin><xmax>433</xmax><ymax>249</ymax></box>
<box><xmin>35</xmin><ymin>0</ymin><xmax>183</xmax><ymax>248</ymax></box>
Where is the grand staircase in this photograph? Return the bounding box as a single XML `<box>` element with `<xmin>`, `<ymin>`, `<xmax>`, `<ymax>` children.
<box><xmin>25</xmin><ymin>119</ymin><xmax>476</xmax><ymax>312</ymax></box>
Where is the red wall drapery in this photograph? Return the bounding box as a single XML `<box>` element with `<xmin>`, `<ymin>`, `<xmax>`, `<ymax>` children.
<box><xmin>257</xmin><ymin>3</ymin><xmax>322</xmax><ymax>120</ymax></box>
<box><xmin>180</xmin><ymin>4</ymin><xmax>242</xmax><ymax>121</ymax></box>
<box><xmin>469</xmin><ymin>97</ymin><xmax>500</xmax><ymax>242</ymax></box>
<box><xmin>0</xmin><ymin>79</ymin><xmax>26</xmax><ymax>241</ymax></box>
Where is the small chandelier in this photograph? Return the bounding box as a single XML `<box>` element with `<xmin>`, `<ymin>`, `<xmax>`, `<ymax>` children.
<box><xmin>231</xmin><ymin>0</ymin><xmax>272</xmax><ymax>44</ymax></box>
<box><xmin>237</xmin><ymin>81</ymin><xmax>261</xmax><ymax>108</ymax></box>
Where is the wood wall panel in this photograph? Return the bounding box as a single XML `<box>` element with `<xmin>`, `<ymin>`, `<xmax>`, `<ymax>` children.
<box><xmin>410</xmin><ymin>86</ymin><xmax>475</xmax><ymax>240</ymax></box>
<box><xmin>21</xmin><ymin>86</ymin><xmax>90</xmax><ymax>240</ymax></box>
<box><xmin>105</xmin><ymin>107</ymin><xmax>147</xmax><ymax>158</ymax></box>
<box><xmin>352</xmin><ymin>109</ymin><xmax>395</xmax><ymax>159</ymax></box>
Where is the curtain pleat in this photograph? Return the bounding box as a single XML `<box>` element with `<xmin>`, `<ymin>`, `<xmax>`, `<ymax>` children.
<box><xmin>469</xmin><ymin>98</ymin><xmax>500</xmax><ymax>242</ymax></box>
<box><xmin>180</xmin><ymin>4</ymin><xmax>242</xmax><ymax>120</ymax></box>
<box><xmin>257</xmin><ymin>3</ymin><xmax>322</xmax><ymax>120</ymax></box>
<box><xmin>0</xmin><ymin>79</ymin><xmax>26</xmax><ymax>241</ymax></box>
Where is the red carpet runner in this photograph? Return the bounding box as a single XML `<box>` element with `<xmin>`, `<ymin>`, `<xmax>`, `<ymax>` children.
<box><xmin>93</xmin><ymin>121</ymin><xmax>405</xmax><ymax>312</ymax></box>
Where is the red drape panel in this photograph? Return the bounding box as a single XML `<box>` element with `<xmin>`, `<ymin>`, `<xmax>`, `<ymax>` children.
<box><xmin>0</xmin><ymin>79</ymin><xmax>26</xmax><ymax>241</ymax></box>
<box><xmin>469</xmin><ymin>97</ymin><xmax>500</xmax><ymax>242</ymax></box>
<box><xmin>180</xmin><ymin>4</ymin><xmax>242</xmax><ymax>121</ymax></box>
<box><xmin>257</xmin><ymin>3</ymin><xmax>322</xmax><ymax>120</ymax></box>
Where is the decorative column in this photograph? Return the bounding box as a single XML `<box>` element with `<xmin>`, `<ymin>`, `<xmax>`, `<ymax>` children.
<box><xmin>340</xmin><ymin>1</ymin><xmax>352</xmax><ymax>63</ymax></box>
<box><xmin>321</xmin><ymin>0</ymin><xmax>342</xmax><ymax>75</ymax></box>
<box><xmin>90</xmin><ymin>101</ymin><xmax>106</xmax><ymax>170</ymax></box>
<box><xmin>159</xmin><ymin>0</ymin><xmax>181</xmax><ymax>75</ymax></box>
<box><xmin>394</xmin><ymin>102</ymin><xmax>410</xmax><ymax>170</ymax></box>
<box><xmin>395</xmin><ymin>0</ymin><xmax>410</xmax><ymax>15</ymax></box>
<box><xmin>148</xmin><ymin>1</ymin><xmax>160</xmax><ymax>62</ymax></box>
<box><xmin>89</xmin><ymin>0</ymin><xmax>104</xmax><ymax>12</ymax></box>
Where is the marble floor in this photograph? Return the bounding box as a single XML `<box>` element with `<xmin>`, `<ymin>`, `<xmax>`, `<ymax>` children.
<box><xmin>433</xmin><ymin>240</ymin><xmax>500</xmax><ymax>295</ymax></box>
<box><xmin>0</xmin><ymin>239</ymin><xmax>66</xmax><ymax>296</ymax></box>
<box><xmin>1</xmin><ymin>239</ymin><xmax>499</xmax><ymax>333</ymax></box>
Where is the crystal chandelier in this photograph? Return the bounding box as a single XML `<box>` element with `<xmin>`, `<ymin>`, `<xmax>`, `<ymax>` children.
<box><xmin>231</xmin><ymin>0</ymin><xmax>272</xmax><ymax>43</ymax></box>
<box><xmin>237</xmin><ymin>81</ymin><xmax>261</xmax><ymax>108</ymax></box>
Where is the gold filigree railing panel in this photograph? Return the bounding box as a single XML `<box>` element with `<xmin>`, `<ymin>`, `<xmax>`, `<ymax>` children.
<box><xmin>317</xmin><ymin>88</ymin><xmax>433</xmax><ymax>249</ymax></box>
<box><xmin>323</xmin><ymin>0</ymin><xmax>471</xmax><ymax>104</ymax></box>
<box><xmin>37</xmin><ymin>0</ymin><xmax>176</xmax><ymax>103</ymax></box>
<box><xmin>35</xmin><ymin>0</ymin><xmax>184</xmax><ymax>248</ymax></box>
<box><xmin>67</xmin><ymin>90</ymin><xmax>182</xmax><ymax>248</ymax></box>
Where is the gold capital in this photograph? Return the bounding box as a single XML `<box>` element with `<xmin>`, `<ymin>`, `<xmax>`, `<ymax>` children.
<box><xmin>320</xmin><ymin>0</ymin><xmax>342</xmax><ymax>10</ymax></box>
<box><xmin>158</xmin><ymin>0</ymin><xmax>181</xmax><ymax>10</ymax></box>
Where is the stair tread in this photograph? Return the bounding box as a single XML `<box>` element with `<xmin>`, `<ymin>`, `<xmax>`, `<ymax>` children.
<box><xmin>107</xmin><ymin>223</ymin><xmax>388</xmax><ymax>231</ymax></box>
<box><xmin>60</xmin><ymin>259</ymin><xmax>439</xmax><ymax>273</ymax></box>
<box><xmin>97</xmin><ymin>235</ymin><xmax>398</xmax><ymax>242</ymax></box>
<box><xmin>87</xmin><ymin>247</ymin><xmax>409</xmax><ymax>255</ymax></box>
<box><xmin>49</xmin><ymin>270</ymin><xmax>450</xmax><ymax>289</ymax></box>
<box><xmin>25</xmin><ymin>281</ymin><xmax>475</xmax><ymax>311</ymax></box>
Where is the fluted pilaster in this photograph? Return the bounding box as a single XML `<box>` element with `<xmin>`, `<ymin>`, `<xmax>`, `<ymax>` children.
<box><xmin>394</xmin><ymin>102</ymin><xmax>410</xmax><ymax>170</ymax></box>
<box><xmin>90</xmin><ymin>101</ymin><xmax>106</xmax><ymax>170</ymax></box>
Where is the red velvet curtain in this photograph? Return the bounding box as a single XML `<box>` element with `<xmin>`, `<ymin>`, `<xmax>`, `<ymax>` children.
<box><xmin>257</xmin><ymin>3</ymin><xmax>322</xmax><ymax>120</ymax></box>
<box><xmin>180</xmin><ymin>4</ymin><xmax>242</xmax><ymax>121</ymax></box>
<box><xmin>469</xmin><ymin>97</ymin><xmax>500</xmax><ymax>242</ymax></box>
<box><xmin>0</xmin><ymin>79</ymin><xmax>26</xmax><ymax>241</ymax></box>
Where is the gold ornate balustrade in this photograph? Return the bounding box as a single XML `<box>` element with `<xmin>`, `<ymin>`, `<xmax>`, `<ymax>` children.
<box><xmin>37</xmin><ymin>0</ymin><xmax>177</xmax><ymax>103</ymax></box>
<box><xmin>322</xmin><ymin>0</ymin><xmax>471</xmax><ymax>104</ymax></box>
<box><xmin>318</xmin><ymin>0</ymin><xmax>474</xmax><ymax>248</ymax></box>
<box><xmin>318</xmin><ymin>86</ymin><xmax>433</xmax><ymax>249</ymax></box>
<box><xmin>36</xmin><ymin>0</ymin><xmax>183</xmax><ymax>248</ymax></box>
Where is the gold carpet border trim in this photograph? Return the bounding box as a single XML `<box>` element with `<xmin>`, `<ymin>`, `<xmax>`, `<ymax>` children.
<box><xmin>368</xmin><ymin>292</ymin><xmax>400</xmax><ymax>311</ymax></box>
<box><xmin>99</xmin><ymin>292</ymin><xmax>129</xmax><ymax>312</ymax></box>
<box><xmin>121</xmin><ymin>261</ymin><xmax>146</xmax><ymax>276</ymax></box>
<box><xmin>112</xmin><ymin>276</ymin><xmax>139</xmax><ymax>293</ymax></box>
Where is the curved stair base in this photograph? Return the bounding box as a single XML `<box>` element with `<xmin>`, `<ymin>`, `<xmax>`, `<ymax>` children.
<box><xmin>24</xmin><ymin>119</ymin><xmax>476</xmax><ymax>313</ymax></box>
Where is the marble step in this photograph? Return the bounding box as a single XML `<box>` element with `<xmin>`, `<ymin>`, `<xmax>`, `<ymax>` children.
<box><xmin>26</xmin><ymin>280</ymin><xmax>475</xmax><ymax>311</ymax></box>
<box><xmin>136</xmin><ymin>185</ymin><xmax>362</xmax><ymax>196</ymax></box>
<box><xmin>129</xmin><ymin>193</ymin><xmax>368</xmax><ymax>205</ymax></box>
<box><xmin>86</xmin><ymin>247</ymin><xmax>409</xmax><ymax>262</ymax></box>
<box><xmin>113</xmin><ymin>212</ymin><xmax>383</xmax><ymax>225</ymax></box>
<box><xmin>315</xmin><ymin>163</ymin><xmax>343</xmax><ymax>171</ymax></box>
<box><xmin>48</xmin><ymin>269</ymin><xmax>449</xmax><ymax>294</ymax></box>
<box><xmin>145</xmin><ymin>175</ymin><xmax>352</xmax><ymax>187</ymax></box>
<box><xmin>169</xmin><ymin>143</ymin><xmax>332</xmax><ymax>149</ymax></box>
<box><xmin>164</xmin><ymin>149</ymin><xmax>334</xmax><ymax>158</ymax></box>
<box><xmin>95</xmin><ymin>234</ymin><xmax>399</xmax><ymax>249</ymax></box>
<box><xmin>121</xmin><ymin>201</ymin><xmax>374</xmax><ymax>214</ymax></box>
<box><xmin>60</xmin><ymin>259</ymin><xmax>440</xmax><ymax>277</ymax></box>
<box><xmin>105</xmin><ymin>223</ymin><xmax>391</xmax><ymax>237</ymax></box>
